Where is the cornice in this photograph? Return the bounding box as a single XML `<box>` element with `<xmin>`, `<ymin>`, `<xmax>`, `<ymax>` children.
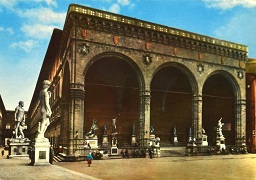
<box><xmin>65</xmin><ymin>4</ymin><xmax>247</xmax><ymax>60</ymax></box>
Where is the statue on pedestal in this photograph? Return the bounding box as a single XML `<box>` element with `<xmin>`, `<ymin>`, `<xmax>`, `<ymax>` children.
<box><xmin>14</xmin><ymin>101</ymin><xmax>26</xmax><ymax>139</ymax></box>
<box><xmin>37</xmin><ymin>80</ymin><xmax>52</xmax><ymax>139</ymax></box>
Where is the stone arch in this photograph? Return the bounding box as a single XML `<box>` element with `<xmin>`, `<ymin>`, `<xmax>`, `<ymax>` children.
<box><xmin>202</xmin><ymin>70</ymin><xmax>241</xmax><ymax>145</ymax></box>
<box><xmin>83</xmin><ymin>52</ymin><xmax>145</xmax><ymax>144</ymax></box>
<box><xmin>83</xmin><ymin>52</ymin><xmax>145</xmax><ymax>90</ymax></box>
<box><xmin>150</xmin><ymin>62</ymin><xmax>198</xmax><ymax>144</ymax></box>
<box><xmin>151</xmin><ymin>62</ymin><xmax>198</xmax><ymax>94</ymax></box>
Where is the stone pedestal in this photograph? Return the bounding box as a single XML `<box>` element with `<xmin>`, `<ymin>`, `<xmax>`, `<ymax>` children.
<box><xmin>131</xmin><ymin>135</ymin><xmax>136</xmax><ymax>146</ymax></box>
<box><xmin>201</xmin><ymin>134</ymin><xmax>208</xmax><ymax>146</ymax></box>
<box><xmin>111</xmin><ymin>135</ymin><xmax>118</xmax><ymax>147</ymax></box>
<box><xmin>33</xmin><ymin>138</ymin><xmax>50</xmax><ymax>166</ymax></box>
<box><xmin>173</xmin><ymin>136</ymin><xmax>178</xmax><ymax>146</ymax></box>
<box><xmin>216</xmin><ymin>136</ymin><xmax>226</xmax><ymax>150</ymax></box>
<box><xmin>111</xmin><ymin>147</ymin><xmax>118</xmax><ymax>155</ymax></box>
<box><xmin>9</xmin><ymin>138</ymin><xmax>30</xmax><ymax>158</ymax></box>
<box><xmin>102</xmin><ymin>135</ymin><xmax>109</xmax><ymax>147</ymax></box>
<box><xmin>149</xmin><ymin>134</ymin><xmax>155</xmax><ymax>147</ymax></box>
<box><xmin>85</xmin><ymin>136</ymin><xmax>98</xmax><ymax>149</ymax></box>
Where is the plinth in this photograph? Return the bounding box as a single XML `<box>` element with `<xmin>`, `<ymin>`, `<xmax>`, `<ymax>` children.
<box><xmin>33</xmin><ymin>138</ymin><xmax>50</xmax><ymax>166</ymax></box>
<box><xmin>102</xmin><ymin>135</ymin><xmax>109</xmax><ymax>147</ymax></box>
<box><xmin>131</xmin><ymin>135</ymin><xmax>136</xmax><ymax>146</ymax></box>
<box><xmin>9</xmin><ymin>138</ymin><xmax>30</xmax><ymax>158</ymax></box>
<box><xmin>216</xmin><ymin>136</ymin><xmax>226</xmax><ymax>150</ymax></box>
<box><xmin>111</xmin><ymin>134</ymin><xmax>118</xmax><ymax>155</ymax></box>
<box><xmin>85</xmin><ymin>136</ymin><xmax>98</xmax><ymax>149</ymax></box>
<box><xmin>173</xmin><ymin>136</ymin><xmax>178</xmax><ymax>146</ymax></box>
<box><xmin>201</xmin><ymin>134</ymin><xmax>208</xmax><ymax>146</ymax></box>
<box><xmin>149</xmin><ymin>134</ymin><xmax>155</xmax><ymax>147</ymax></box>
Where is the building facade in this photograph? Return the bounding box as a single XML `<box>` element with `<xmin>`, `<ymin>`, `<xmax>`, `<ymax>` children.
<box><xmin>0</xmin><ymin>95</ymin><xmax>5</xmax><ymax>146</ymax></box>
<box><xmin>27</xmin><ymin>4</ymin><xmax>248</xmax><ymax>156</ymax></box>
<box><xmin>246</xmin><ymin>58</ymin><xmax>256</xmax><ymax>152</ymax></box>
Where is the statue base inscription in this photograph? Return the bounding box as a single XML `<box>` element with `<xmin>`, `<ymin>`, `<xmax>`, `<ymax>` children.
<box><xmin>32</xmin><ymin>138</ymin><xmax>50</xmax><ymax>166</ymax></box>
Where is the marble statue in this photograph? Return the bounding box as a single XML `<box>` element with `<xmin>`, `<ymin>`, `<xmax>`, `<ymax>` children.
<box><xmin>112</xmin><ymin>116</ymin><xmax>117</xmax><ymax>133</ymax></box>
<box><xmin>150</xmin><ymin>124</ymin><xmax>154</xmax><ymax>134</ymax></box>
<box><xmin>14</xmin><ymin>101</ymin><xmax>26</xmax><ymax>138</ymax></box>
<box><xmin>103</xmin><ymin>124</ymin><xmax>107</xmax><ymax>135</ymax></box>
<box><xmin>188</xmin><ymin>126</ymin><xmax>192</xmax><ymax>137</ymax></box>
<box><xmin>132</xmin><ymin>124</ymin><xmax>136</xmax><ymax>135</ymax></box>
<box><xmin>86</xmin><ymin>119</ymin><xmax>98</xmax><ymax>138</ymax></box>
<box><xmin>202</xmin><ymin>127</ymin><xmax>206</xmax><ymax>134</ymax></box>
<box><xmin>217</xmin><ymin>118</ymin><xmax>224</xmax><ymax>137</ymax></box>
<box><xmin>173</xmin><ymin>127</ymin><xmax>177</xmax><ymax>136</ymax></box>
<box><xmin>37</xmin><ymin>80</ymin><xmax>52</xmax><ymax>139</ymax></box>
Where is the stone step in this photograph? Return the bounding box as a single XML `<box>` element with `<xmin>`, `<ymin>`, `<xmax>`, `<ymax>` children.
<box><xmin>53</xmin><ymin>155</ymin><xmax>65</xmax><ymax>162</ymax></box>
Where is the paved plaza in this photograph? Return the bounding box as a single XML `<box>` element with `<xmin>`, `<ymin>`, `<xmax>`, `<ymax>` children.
<box><xmin>1</xmin><ymin>148</ymin><xmax>256</xmax><ymax>180</ymax></box>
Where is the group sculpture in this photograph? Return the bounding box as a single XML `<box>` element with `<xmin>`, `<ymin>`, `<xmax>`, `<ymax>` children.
<box><xmin>86</xmin><ymin>119</ymin><xmax>98</xmax><ymax>138</ymax></box>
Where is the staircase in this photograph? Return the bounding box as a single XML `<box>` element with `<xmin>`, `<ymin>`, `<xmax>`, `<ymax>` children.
<box><xmin>53</xmin><ymin>154</ymin><xmax>65</xmax><ymax>162</ymax></box>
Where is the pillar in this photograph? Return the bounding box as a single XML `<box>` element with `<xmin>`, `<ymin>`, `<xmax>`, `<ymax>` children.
<box><xmin>139</xmin><ymin>90</ymin><xmax>151</xmax><ymax>147</ymax></box>
<box><xmin>193</xmin><ymin>94</ymin><xmax>203</xmax><ymax>146</ymax></box>
<box><xmin>235</xmin><ymin>99</ymin><xmax>246</xmax><ymax>146</ymax></box>
<box><xmin>68</xmin><ymin>83</ymin><xmax>85</xmax><ymax>156</ymax></box>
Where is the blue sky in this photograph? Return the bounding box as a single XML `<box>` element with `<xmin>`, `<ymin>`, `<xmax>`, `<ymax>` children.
<box><xmin>0</xmin><ymin>0</ymin><xmax>256</xmax><ymax>110</ymax></box>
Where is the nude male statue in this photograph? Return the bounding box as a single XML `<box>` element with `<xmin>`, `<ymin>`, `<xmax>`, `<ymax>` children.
<box><xmin>14</xmin><ymin>101</ymin><xmax>25</xmax><ymax>138</ymax></box>
<box><xmin>37</xmin><ymin>80</ymin><xmax>52</xmax><ymax>139</ymax></box>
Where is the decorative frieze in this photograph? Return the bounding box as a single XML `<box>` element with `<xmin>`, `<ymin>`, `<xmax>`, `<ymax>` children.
<box><xmin>67</xmin><ymin>4</ymin><xmax>248</xmax><ymax>61</ymax></box>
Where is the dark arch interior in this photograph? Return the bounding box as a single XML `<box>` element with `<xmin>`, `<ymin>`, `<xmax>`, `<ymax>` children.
<box><xmin>203</xmin><ymin>74</ymin><xmax>235</xmax><ymax>145</ymax></box>
<box><xmin>84</xmin><ymin>56</ymin><xmax>140</xmax><ymax>145</ymax></box>
<box><xmin>151</xmin><ymin>66</ymin><xmax>193</xmax><ymax>145</ymax></box>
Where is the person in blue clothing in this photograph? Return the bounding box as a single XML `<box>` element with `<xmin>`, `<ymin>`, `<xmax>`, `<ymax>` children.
<box><xmin>87</xmin><ymin>153</ymin><xmax>93</xmax><ymax>167</ymax></box>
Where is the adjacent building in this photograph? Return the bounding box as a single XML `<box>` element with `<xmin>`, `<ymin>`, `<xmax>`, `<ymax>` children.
<box><xmin>246</xmin><ymin>58</ymin><xmax>256</xmax><ymax>152</ymax></box>
<box><xmin>26</xmin><ymin>4</ymin><xmax>248</xmax><ymax>157</ymax></box>
<box><xmin>0</xmin><ymin>95</ymin><xmax>6</xmax><ymax>146</ymax></box>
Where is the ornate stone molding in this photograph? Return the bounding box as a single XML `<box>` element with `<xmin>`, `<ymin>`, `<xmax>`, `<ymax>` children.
<box><xmin>66</xmin><ymin>4</ymin><xmax>248</xmax><ymax>60</ymax></box>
